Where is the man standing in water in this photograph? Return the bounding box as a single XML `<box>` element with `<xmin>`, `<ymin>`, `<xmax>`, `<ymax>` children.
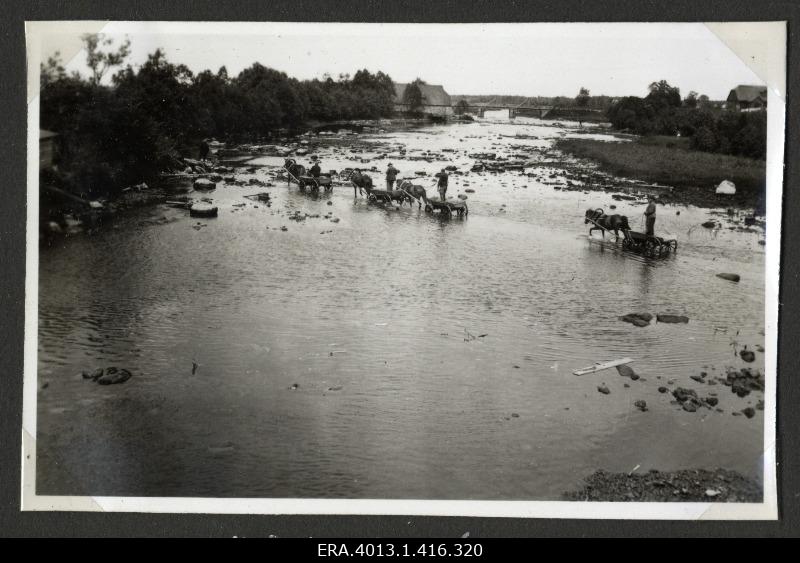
<box><xmin>386</xmin><ymin>163</ymin><xmax>399</xmax><ymax>190</ymax></box>
<box><xmin>435</xmin><ymin>168</ymin><xmax>449</xmax><ymax>201</ymax></box>
<box><xmin>644</xmin><ymin>196</ymin><xmax>657</xmax><ymax>236</ymax></box>
<box><xmin>309</xmin><ymin>160</ymin><xmax>321</xmax><ymax>178</ymax></box>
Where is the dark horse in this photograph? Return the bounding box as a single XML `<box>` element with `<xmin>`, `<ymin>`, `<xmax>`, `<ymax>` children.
<box><xmin>284</xmin><ymin>158</ymin><xmax>306</xmax><ymax>185</ymax></box>
<box><xmin>396</xmin><ymin>180</ymin><xmax>430</xmax><ymax>208</ymax></box>
<box><xmin>585</xmin><ymin>208</ymin><xmax>631</xmax><ymax>238</ymax></box>
<box><xmin>349</xmin><ymin>169</ymin><xmax>374</xmax><ymax>197</ymax></box>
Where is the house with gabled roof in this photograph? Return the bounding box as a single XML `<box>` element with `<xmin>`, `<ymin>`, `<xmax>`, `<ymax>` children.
<box><xmin>393</xmin><ymin>82</ymin><xmax>453</xmax><ymax>117</ymax></box>
<box><xmin>726</xmin><ymin>85</ymin><xmax>768</xmax><ymax>111</ymax></box>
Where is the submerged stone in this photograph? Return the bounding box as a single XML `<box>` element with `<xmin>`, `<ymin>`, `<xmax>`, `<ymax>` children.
<box><xmin>657</xmin><ymin>314</ymin><xmax>689</xmax><ymax>324</ymax></box>
<box><xmin>96</xmin><ymin>367</ymin><xmax>132</xmax><ymax>385</ymax></box>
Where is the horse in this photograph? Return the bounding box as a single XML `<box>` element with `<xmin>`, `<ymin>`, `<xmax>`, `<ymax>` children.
<box><xmin>284</xmin><ymin>158</ymin><xmax>306</xmax><ymax>185</ymax></box>
<box><xmin>350</xmin><ymin>170</ymin><xmax>374</xmax><ymax>197</ymax></box>
<box><xmin>585</xmin><ymin>208</ymin><xmax>631</xmax><ymax>238</ymax></box>
<box><xmin>396</xmin><ymin>180</ymin><xmax>430</xmax><ymax>208</ymax></box>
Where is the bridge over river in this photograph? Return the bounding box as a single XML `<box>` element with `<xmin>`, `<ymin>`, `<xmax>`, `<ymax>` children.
<box><xmin>463</xmin><ymin>97</ymin><xmax>603</xmax><ymax>120</ymax></box>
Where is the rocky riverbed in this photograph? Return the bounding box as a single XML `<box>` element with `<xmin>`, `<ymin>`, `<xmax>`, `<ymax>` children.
<box><xmin>37</xmin><ymin>115</ymin><xmax>767</xmax><ymax>500</ymax></box>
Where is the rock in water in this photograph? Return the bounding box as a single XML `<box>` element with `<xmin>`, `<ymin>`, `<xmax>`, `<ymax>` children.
<box><xmin>193</xmin><ymin>178</ymin><xmax>216</xmax><ymax>191</ymax></box>
<box><xmin>716</xmin><ymin>180</ymin><xmax>736</xmax><ymax>195</ymax></box>
<box><xmin>742</xmin><ymin>407</ymin><xmax>756</xmax><ymax>419</ymax></box>
<box><xmin>597</xmin><ymin>384</ymin><xmax>610</xmax><ymax>395</ymax></box>
<box><xmin>619</xmin><ymin>313</ymin><xmax>652</xmax><ymax>327</ymax></box>
<box><xmin>657</xmin><ymin>314</ymin><xmax>689</xmax><ymax>324</ymax></box>
<box><xmin>189</xmin><ymin>202</ymin><xmax>218</xmax><ymax>218</ymax></box>
<box><xmin>716</xmin><ymin>273</ymin><xmax>741</xmax><ymax>282</ymax></box>
<box><xmin>634</xmin><ymin>400</ymin><xmax>647</xmax><ymax>412</ymax></box>
<box><xmin>616</xmin><ymin>364</ymin><xmax>637</xmax><ymax>379</ymax></box>
<box><xmin>740</xmin><ymin>349</ymin><xmax>756</xmax><ymax>363</ymax></box>
<box><xmin>96</xmin><ymin>367</ymin><xmax>132</xmax><ymax>385</ymax></box>
<box><xmin>83</xmin><ymin>368</ymin><xmax>104</xmax><ymax>380</ymax></box>
<box><xmin>672</xmin><ymin>387</ymin><xmax>699</xmax><ymax>403</ymax></box>
<box><xmin>682</xmin><ymin>401</ymin><xmax>698</xmax><ymax>413</ymax></box>
<box><xmin>701</xmin><ymin>221</ymin><xmax>716</xmax><ymax>228</ymax></box>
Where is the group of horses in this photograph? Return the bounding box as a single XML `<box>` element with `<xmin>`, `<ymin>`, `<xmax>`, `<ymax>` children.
<box><xmin>284</xmin><ymin>158</ymin><xmax>431</xmax><ymax>208</ymax></box>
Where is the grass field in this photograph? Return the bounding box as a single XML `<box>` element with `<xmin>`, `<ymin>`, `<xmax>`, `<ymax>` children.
<box><xmin>555</xmin><ymin>137</ymin><xmax>766</xmax><ymax>208</ymax></box>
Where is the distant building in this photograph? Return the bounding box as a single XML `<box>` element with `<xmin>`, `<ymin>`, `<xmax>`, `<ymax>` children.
<box><xmin>393</xmin><ymin>83</ymin><xmax>453</xmax><ymax>117</ymax></box>
<box><xmin>40</xmin><ymin>129</ymin><xmax>58</xmax><ymax>170</ymax></box>
<box><xmin>726</xmin><ymin>85</ymin><xmax>768</xmax><ymax>111</ymax></box>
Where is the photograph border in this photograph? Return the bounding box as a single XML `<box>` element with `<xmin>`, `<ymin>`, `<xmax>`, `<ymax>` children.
<box><xmin>3</xmin><ymin>0</ymin><xmax>799</xmax><ymax>537</ymax></box>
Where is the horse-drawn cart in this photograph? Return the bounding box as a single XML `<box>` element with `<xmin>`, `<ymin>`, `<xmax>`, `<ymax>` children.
<box><xmin>284</xmin><ymin>158</ymin><xmax>333</xmax><ymax>192</ymax></box>
<box><xmin>425</xmin><ymin>199</ymin><xmax>468</xmax><ymax>218</ymax></box>
<box><xmin>585</xmin><ymin>207</ymin><xmax>676</xmax><ymax>257</ymax></box>
<box><xmin>296</xmin><ymin>174</ymin><xmax>332</xmax><ymax>191</ymax></box>
<box><xmin>622</xmin><ymin>230</ymin><xmax>678</xmax><ymax>257</ymax></box>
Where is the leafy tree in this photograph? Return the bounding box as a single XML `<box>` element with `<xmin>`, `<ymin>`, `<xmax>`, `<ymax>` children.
<box><xmin>455</xmin><ymin>99</ymin><xmax>470</xmax><ymax>115</ymax></box>
<box><xmin>82</xmin><ymin>33</ymin><xmax>131</xmax><ymax>86</ymax></box>
<box><xmin>402</xmin><ymin>78</ymin><xmax>425</xmax><ymax>115</ymax></box>
<box><xmin>684</xmin><ymin>91</ymin><xmax>699</xmax><ymax>108</ymax></box>
<box><xmin>646</xmin><ymin>80</ymin><xmax>681</xmax><ymax>109</ymax></box>
<box><xmin>575</xmin><ymin>87</ymin><xmax>590</xmax><ymax>107</ymax></box>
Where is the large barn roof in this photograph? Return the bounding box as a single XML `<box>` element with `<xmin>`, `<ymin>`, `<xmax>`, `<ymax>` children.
<box><xmin>728</xmin><ymin>85</ymin><xmax>767</xmax><ymax>102</ymax></box>
<box><xmin>393</xmin><ymin>83</ymin><xmax>452</xmax><ymax>106</ymax></box>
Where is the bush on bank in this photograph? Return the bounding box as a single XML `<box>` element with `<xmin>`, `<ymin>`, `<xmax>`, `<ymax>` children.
<box><xmin>40</xmin><ymin>39</ymin><xmax>396</xmax><ymax>198</ymax></box>
<box><xmin>606</xmin><ymin>81</ymin><xmax>766</xmax><ymax>160</ymax></box>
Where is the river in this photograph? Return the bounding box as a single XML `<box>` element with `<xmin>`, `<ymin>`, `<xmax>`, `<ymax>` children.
<box><xmin>36</xmin><ymin>116</ymin><xmax>766</xmax><ymax>499</ymax></box>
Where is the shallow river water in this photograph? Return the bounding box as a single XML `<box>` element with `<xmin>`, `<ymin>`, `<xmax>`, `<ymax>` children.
<box><xmin>37</xmin><ymin>116</ymin><xmax>766</xmax><ymax>499</ymax></box>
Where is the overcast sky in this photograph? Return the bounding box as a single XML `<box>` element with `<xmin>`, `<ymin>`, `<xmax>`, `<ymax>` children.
<box><xmin>42</xmin><ymin>22</ymin><xmax>765</xmax><ymax>100</ymax></box>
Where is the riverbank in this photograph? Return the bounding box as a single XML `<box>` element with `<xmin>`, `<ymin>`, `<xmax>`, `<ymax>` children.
<box><xmin>555</xmin><ymin>137</ymin><xmax>766</xmax><ymax>210</ymax></box>
<box><xmin>564</xmin><ymin>469</ymin><xmax>762</xmax><ymax>502</ymax></box>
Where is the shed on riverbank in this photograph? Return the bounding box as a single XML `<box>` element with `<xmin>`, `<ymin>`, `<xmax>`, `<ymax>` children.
<box><xmin>393</xmin><ymin>83</ymin><xmax>453</xmax><ymax>117</ymax></box>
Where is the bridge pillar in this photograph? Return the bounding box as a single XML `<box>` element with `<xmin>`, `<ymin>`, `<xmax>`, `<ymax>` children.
<box><xmin>509</xmin><ymin>108</ymin><xmax>516</xmax><ymax>119</ymax></box>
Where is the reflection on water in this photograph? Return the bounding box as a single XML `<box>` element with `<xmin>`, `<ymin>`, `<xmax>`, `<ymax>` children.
<box><xmin>37</xmin><ymin>117</ymin><xmax>766</xmax><ymax>499</ymax></box>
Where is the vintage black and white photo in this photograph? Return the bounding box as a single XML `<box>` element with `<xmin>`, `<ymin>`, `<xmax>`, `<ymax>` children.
<box><xmin>23</xmin><ymin>21</ymin><xmax>783</xmax><ymax>518</ymax></box>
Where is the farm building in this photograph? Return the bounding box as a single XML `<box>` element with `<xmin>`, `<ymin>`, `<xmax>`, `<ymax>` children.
<box><xmin>40</xmin><ymin>129</ymin><xmax>58</xmax><ymax>170</ymax></box>
<box><xmin>726</xmin><ymin>85</ymin><xmax>768</xmax><ymax>111</ymax></box>
<box><xmin>393</xmin><ymin>83</ymin><xmax>453</xmax><ymax>117</ymax></box>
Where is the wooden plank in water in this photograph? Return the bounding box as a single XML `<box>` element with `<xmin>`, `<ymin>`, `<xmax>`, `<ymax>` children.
<box><xmin>573</xmin><ymin>357</ymin><xmax>634</xmax><ymax>376</ymax></box>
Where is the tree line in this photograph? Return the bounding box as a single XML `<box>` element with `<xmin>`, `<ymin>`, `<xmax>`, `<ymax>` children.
<box><xmin>40</xmin><ymin>34</ymin><xmax>396</xmax><ymax>197</ymax></box>
<box><xmin>604</xmin><ymin>80</ymin><xmax>766</xmax><ymax>160</ymax></box>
